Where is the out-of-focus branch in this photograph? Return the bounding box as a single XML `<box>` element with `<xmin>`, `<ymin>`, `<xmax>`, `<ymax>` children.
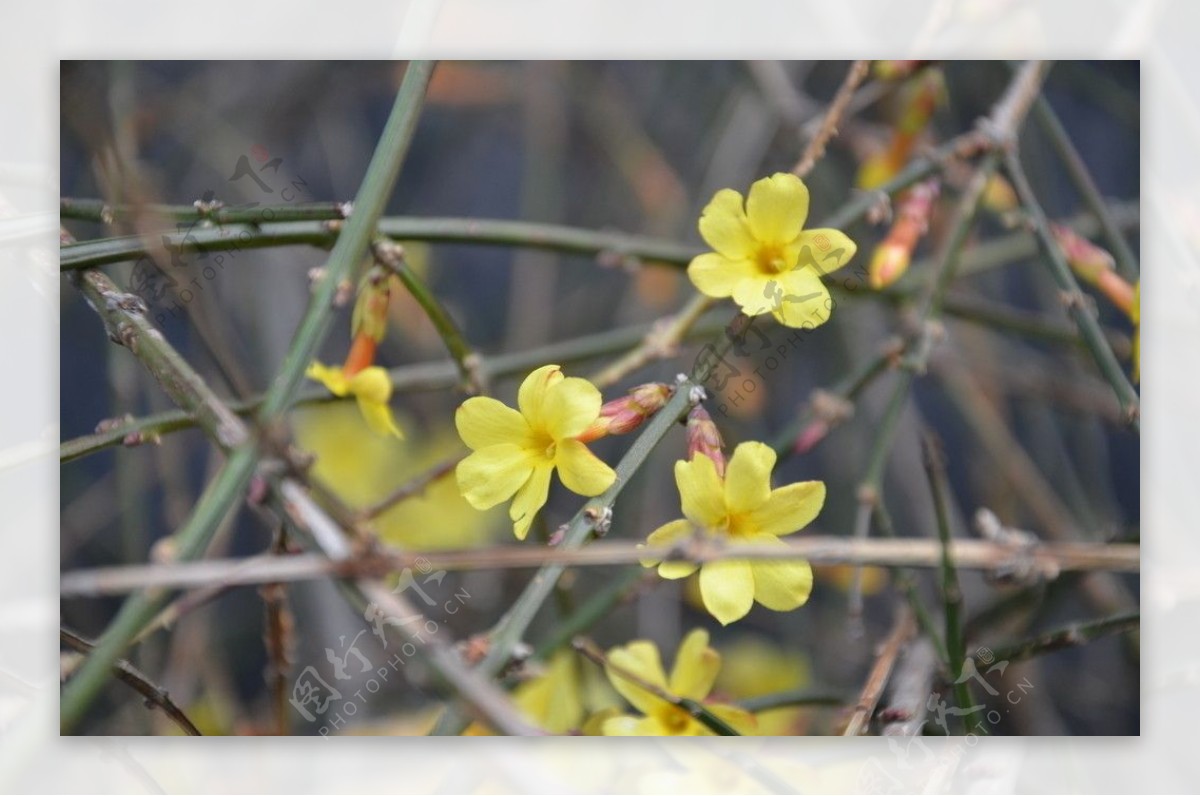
<box><xmin>60</xmin><ymin>628</ymin><xmax>202</xmax><ymax>737</ymax></box>
<box><xmin>973</xmin><ymin>611</ymin><xmax>1139</xmax><ymax>665</ymax></box>
<box><xmin>60</xmin><ymin>535</ymin><xmax>1139</xmax><ymax>597</ymax></box>
<box><xmin>843</xmin><ymin>606</ymin><xmax>915</xmax><ymax>736</ymax></box>
<box><xmin>792</xmin><ymin>59</ymin><xmax>872</xmax><ymax>178</ymax></box>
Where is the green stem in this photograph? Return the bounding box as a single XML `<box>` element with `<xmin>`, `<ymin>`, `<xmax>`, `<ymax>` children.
<box><xmin>60</xmin><ymin>448</ymin><xmax>257</xmax><ymax>732</ymax></box>
<box><xmin>61</xmin><ymin>197</ymin><xmax>351</xmax><ymax>225</ymax></box>
<box><xmin>874</xmin><ymin>503</ymin><xmax>949</xmax><ymax>666</ymax></box>
<box><xmin>973</xmin><ymin>611</ymin><xmax>1139</xmax><ymax>665</ymax></box>
<box><xmin>373</xmin><ymin>238</ymin><xmax>486</xmax><ymax>394</ymax></box>
<box><xmin>739</xmin><ymin>689</ymin><xmax>849</xmax><ymax>712</ymax></box>
<box><xmin>532</xmin><ymin>567</ymin><xmax>646</xmax><ymax>661</ymax></box>
<box><xmin>1003</xmin><ymin>151</ymin><xmax>1141</xmax><ymax>431</ymax></box>
<box><xmin>1030</xmin><ymin>96</ymin><xmax>1139</xmax><ymax>281</ymax></box>
<box><xmin>255</xmin><ymin>61</ymin><xmax>435</xmax><ymax>425</ymax></box>
<box><xmin>922</xmin><ymin>435</ymin><xmax>976</xmax><ymax>735</ymax></box>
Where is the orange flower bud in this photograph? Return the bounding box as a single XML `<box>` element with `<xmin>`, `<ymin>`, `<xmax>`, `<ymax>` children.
<box><xmin>868</xmin><ymin>180</ymin><xmax>939</xmax><ymax>289</ymax></box>
<box><xmin>1050</xmin><ymin>223</ymin><xmax>1115</xmax><ymax>285</ymax></box>
<box><xmin>686</xmin><ymin>404</ymin><xmax>726</xmax><ymax>477</ymax></box>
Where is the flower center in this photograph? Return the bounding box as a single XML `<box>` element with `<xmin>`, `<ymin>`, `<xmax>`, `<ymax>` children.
<box><xmin>534</xmin><ymin>432</ymin><xmax>557</xmax><ymax>461</ymax></box>
<box><xmin>755</xmin><ymin>243</ymin><xmax>790</xmax><ymax>274</ymax></box>
<box><xmin>657</xmin><ymin>705</ymin><xmax>692</xmax><ymax>734</ymax></box>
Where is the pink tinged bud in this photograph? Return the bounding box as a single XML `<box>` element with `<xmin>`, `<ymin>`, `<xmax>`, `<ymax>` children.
<box><xmin>869</xmin><ymin>180</ymin><xmax>938</xmax><ymax>289</ymax></box>
<box><xmin>578</xmin><ymin>383</ymin><xmax>673</xmax><ymax>442</ymax></box>
<box><xmin>686</xmin><ymin>405</ymin><xmax>726</xmax><ymax>477</ymax></box>
<box><xmin>793</xmin><ymin>420</ymin><xmax>831</xmax><ymax>455</ymax></box>
<box><xmin>1051</xmin><ymin>223</ymin><xmax>1115</xmax><ymax>285</ymax></box>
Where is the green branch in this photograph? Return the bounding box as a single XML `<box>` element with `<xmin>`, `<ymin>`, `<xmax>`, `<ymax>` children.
<box><xmin>1003</xmin><ymin>151</ymin><xmax>1141</xmax><ymax>431</ymax></box>
<box><xmin>973</xmin><ymin>611</ymin><xmax>1139</xmax><ymax>665</ymax></box>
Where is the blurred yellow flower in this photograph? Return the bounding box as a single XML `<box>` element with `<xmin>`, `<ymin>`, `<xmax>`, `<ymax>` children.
<box><xmin>456</xmin><ymin>364</ymin><xmax>617</xmax><ymax>540</ymax></box>
<box><xmin>601</xmin><ymin>629</ymin><xmax>755</xmax><ymax>736</ymax></box>
<box><xmin>305</xmin><ymin>362</ymin><xmax>403</xmax><ymax>438</ymax></box>
<box><xmin>716</xmin><ymin>636</ymin><xmax>813</xmax><ymax>736</ymax></box>
<box><xmin>641</xmin><ymin>442</ymin><xmax>825</xmax><ymax>625</ymax></box>
<box><xmin>293</xmin><ymin>403</ymin><xmax>496</xmax><ymax>550</ymax></box>
<box><xmin>688</xmin><ymin>173</ymin><xmax>856</xmax><ymax>329</ymax></box>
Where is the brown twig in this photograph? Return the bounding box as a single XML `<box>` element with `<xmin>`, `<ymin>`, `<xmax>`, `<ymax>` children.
<box><xmin>60</xmin><ymin>628</ymin><xmax>201</xmax><ymax>736</ymax></box>
<box><xmin>60</xmin><ymin>534</ymin><xmax>1139</xmax><ymax>597</ymax></box>
<box><xmin>260</xmin><ymin>523</ymin><xmax>294</xmax><ymax>736</ymax></box>
<box><xmin>359</xmin><ymin>454</ymin><xmax>461</xmax><ymax>521</ymax></box>
<box><xmin>792</xmin><ymin>60</ymin><xmax>872</xmax><ymax>178</ymax></box>
<box><xmin>843</xmin><ymin>606</ymin><xmax>915</xmax><ymax>736</ymax></box>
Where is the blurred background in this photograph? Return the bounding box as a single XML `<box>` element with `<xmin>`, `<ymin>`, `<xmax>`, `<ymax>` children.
<box><xmin>60</xmin><ymin>61</ymin><xmax>1139</xmax><ymax>736</ymax></box>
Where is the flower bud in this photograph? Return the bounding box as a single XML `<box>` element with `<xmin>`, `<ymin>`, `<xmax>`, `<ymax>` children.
<box><xmin>869</xmin><ymin>180</ymin><xmax>939</xmax><ymax>289</ymax></box>
<box><xmin>686</xmin><ymin>404</ymin><xmax>726</xmax><ymax>477</ymax></box>
<box><xmin>351</xmin><ymin>266</ymin><xmax>397</xmax><ymax>344</ymax></box>
<box><xmin>577</xmin><ymin>383</ymin><xmax>672</xmax><ymax>442</ymax></box>
<box><xmin>1050</xmin><ymin>223</ymin><xmax>1115</xmax><ymax>285</ymax></box>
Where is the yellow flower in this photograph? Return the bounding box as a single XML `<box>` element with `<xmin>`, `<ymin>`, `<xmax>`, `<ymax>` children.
<box><xmin>601</xmin><ymin>629</ymin><xmax>755</xmax><ymax>736</ymax></box>
<box><xmin>716</xmin><ymin>636</ymin><xmax>813</xmax><ymax>735</ymax></box>
<box><xmin>456</xmin><ymin>364</ymin><xmax>617</xmax><ymax>540</ymax></box>
<box><xmin>641</xmin><ymin>441</ymin><xmax>825</xmax><ymax>625</ymax></box>
<box><xmin>305</xmin><ymin>362</ymin><xmax>404</xmax><ymax>438</ymax></box>
<box><xmin>688</xmin><ymin>173</ymin><xmax>856</xmax><ymax>328</ymax></box>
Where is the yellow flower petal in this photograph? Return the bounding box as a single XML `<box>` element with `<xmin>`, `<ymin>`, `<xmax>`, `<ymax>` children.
<box><xmin>698</xmin><ymin>188</ymin><xmax>757</xmax><ymax>259</ymax></box>
<box><xmin>355</xmin><ymin>393</ymin><xmax>404</xmax><ymax>438</ymax></box>
<box><xmin>510</xmin><ymin>462</ymin><xmax>553</xmax><ymax>540</ymax></box>
<box><xmin>456</xmin><ymin>396</ymin><xmax>534</xmax><ymax>450</ymax></box>
<box><xmin>768</xmin><ymin>268</ymin><xmax>831</xmax><ymax>329</ymax></box>
<box><xmin>795</xmin><ymin>228</ymin><xmax>857</xmax><ymax>278</ymax></box>
<box><xmin>606</xmin><ymin>641</ymin><xmax>670</xmax><ymax>716</ymax></box>
<box><xmin>674</xmin><ymin>456</ymin><xmax>728</xmax><ymax>530</ymax></box>
<box><xmin>724</xmin><ymin>441</ymin><xmax>775</xmax><ymax>515</ymax></box>
<box><xmin>517</xmin><ymin>364</ymin><xmax>564</xmax><ymax>427</ymax></box>
<box><xmin>456</xmin><ymin>444</ymin><xmax>537</xmax><ymax>510</ymax></box>
<box><xmin>687</xmin><ymin>252</ymin><xmax>758</xmax><ymax>299</ymax></box>
<box><xmin>601</xmin><ymin>714</ymin><xmax>664</xmax><ymax>736</ymax></box>
<box><xmin>306</xmin><ymin>361</ymin><xmax>350</xmax><ymax>396</ymax></box>
<box><xmin>731</xmin><ymin>272</ymin><xmax>782</xmax><ymax>317</ymax></box>
<box><xmin>707</xmin><ymin>704</ymin><xmax>758</xmax><ymax>735</ymax></box>
<box><xmin>347</xmin><ymin>366</ymin><xmax>393</xmax><ymax>404</ymax></box>
<box><xmin>747</xmin><ymin>534</ymin><xmax>814</xmax><ymax>611</ymax></box>
<box><xmin>341</xmin><ymin>367</ymin><xmax>404</xmax><ymax>438</ymax></box>
<box><xmin>641</xmin><ymin>519</ymin><xmax>699</xmax><ymax>579</ymax></box>
<box><xmin>555</xmin><ymin>438</ymin><xmax>616</xmax><ymax>497</ymax></box>
<box><xmin>745</xmin><ymin>172</ymin><xmax>809</xmax><ymax>244</ymax></box>
<box><xmin>699</xmin><ymin>559</ymin><xmax>755</xmax><ymax>625</ymax></box>
<box><xmin>541</xmin><ymin>376</ymin><xmax>602</xmax><ymax>439</ymax></box>
<box><xmin>668</xmin><ymin>629</ymin><xmax>719</xmax><ymax>701</ymax></box>
<box><xmin>745</xmin><ymin>480</ymin><xmax>826</xmax><ymax>537</ymax></box>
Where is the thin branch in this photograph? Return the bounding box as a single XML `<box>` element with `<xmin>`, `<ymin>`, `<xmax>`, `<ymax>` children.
<box><xmin>923</xmin><ymin>434</ymin><xmax>978</xmax><ymax>734</ymax></box>
<box><xmin>1003</xmin><ymin>150</ymin><xmax>1141</xmax><ymax>430</ymax></box>
<box><xmin>589</xmin><ymin>293</ymin><xmax>713</xmax><ymax>389</ymax></box>
<box><xmin>60</xmin><ymin>314</ymin><xmax>728</xmax><ymax>464</ymax></box>
<box><xmin>843</xmin><ymin>606</ymin><xmax>915</xmax><ymax>736</ymax></box>
<box><xmin>973</xmin><ymin>611</ymin><xmax>1139</xmax><ymax>665</ymax></box>
<box><xmin>359</xmin><ymin>454</ymin><xmax>460</xmax><ymax>521</ymax></box>
<box><xmin>1030</xmin><ymin>95</ymin><xmax>1139</xmax><ymax>281</ymax></box>
<box><xmin>254</xmin><ymin>60</ymin><xmax>437</xmax><ymax>427</ymax></box>
<box><xmin>792</xmin><ymin>59</ymin><xmax>872</xmax><ymax>178</ymax></box>
<box><xmin>571</xmin><ymin>637</ymin><xmax>740</xmax><ymax>736</ymax></box>
<box><xmin>60</xmin><ymin>535</ymin><xmax>1139</xmax><ymax>597</ymax></box>
<box><xmin>61</xmin><ymin>197</ymin><xmax>351</xmax><ymax>225</ymax></box>
<box><xmin>372</xmin><ymin>238</ymin><xmax>487</xmax><ymax>395</ymax></box>
<box><xmin>60</xmin><ymin>628</ymin><xmax>201</xmax><ymax>736</ymax></box>
<box><xmin>59</xmin><ymin>215</ymin><xmax>700</xmax><ymax>272</ymax></box>
<box><xmin>739</xmin><ymin>689</ymin><xmax>849</xmax><ymax>712</ymax></box>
